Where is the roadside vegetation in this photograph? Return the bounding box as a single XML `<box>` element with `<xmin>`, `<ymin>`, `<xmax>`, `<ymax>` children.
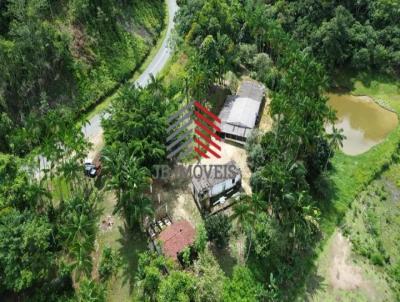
<box><xmin>0</xmin><ymin>0</ymin><xmax>165</xmax><ymax>155</ymax></box>
<box><xmin>1</xmin><ymin>0</ymin><xmax>400</xmax><ymax>301</ymax></box>
<box><xmin>0</xmin><ymin>0</ymin><xmax>166</xmax><ymax>301</ymax></box>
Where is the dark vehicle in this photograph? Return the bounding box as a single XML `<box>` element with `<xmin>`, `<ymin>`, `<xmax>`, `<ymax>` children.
<box><xmin>84</xmin><ymin>153</ymin><xmax>102</xmax><ymax>178</ymax></box>
<box><xmin>84</xmin><ymin>162</ymin><xmax>97</xmax><ymax>178</ymax></box>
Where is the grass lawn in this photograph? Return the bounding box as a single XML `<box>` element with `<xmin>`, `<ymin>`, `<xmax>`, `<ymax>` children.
<box><xmin>300</xmin><ymin>164</ymin><xmax>400</xmax><ymax>301</ymax></box>
<box><xmin>343</xmin><ymin>164</ymin><xmax>400</xmax><ymax>276</ymax></box>
<box><xmin>300</xmin><ymin>230</ymin><xmax>394</xmax><ymax>302</ymax></box>
<box><xmin>94</xmin><ymin>190</ymin><xmax>148</xmax><ymax>302</ymax></box>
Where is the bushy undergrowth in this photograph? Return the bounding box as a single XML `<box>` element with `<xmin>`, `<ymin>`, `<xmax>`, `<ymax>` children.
<box><xmin>0</xmin><ymin>0</ymin><xmax>165</xmax><ymax>154</ymax></box>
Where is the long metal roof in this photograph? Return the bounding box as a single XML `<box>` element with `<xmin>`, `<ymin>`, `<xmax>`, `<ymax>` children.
<box><xmin>218</xmin><ymin>80</ymin><xmax>265</xmax><ymax>139</ymax></box>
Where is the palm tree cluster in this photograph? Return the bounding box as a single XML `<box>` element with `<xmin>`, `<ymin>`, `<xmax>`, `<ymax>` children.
<box><xmin>102</xmin><ymin>145</ymin><xmax>153</xmax><ymax>229</ymax></box>
<box><xmin>101</xmin><ymin>80</ymin><xmax>172</xmax><ymax>229</ymax></box>
<box><xmin>57</xmin><ymin>184</ymin><xmax>103</xmax><ymax>284</ymax></box>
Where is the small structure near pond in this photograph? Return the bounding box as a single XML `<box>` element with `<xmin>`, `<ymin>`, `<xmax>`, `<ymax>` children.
<box><xmin>192</xmin><ymin>160</ymin><xmax>241</xmax><ymax>213</ymax></box>
<box><xmin>218</xmin><ymin>80</ymin><xmax>265</xmax><ymax>144</ymax></box>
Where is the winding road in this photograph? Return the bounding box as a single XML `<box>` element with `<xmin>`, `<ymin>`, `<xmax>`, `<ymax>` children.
<box><xmin>36</xmin><ymin>0</ymin><xmax>178</xmax><ymax>171</ymax></box>
<box><xmin>82</xmin><ymin>0</ymin><xmax>178</xmax><ymax>150</ymax></box>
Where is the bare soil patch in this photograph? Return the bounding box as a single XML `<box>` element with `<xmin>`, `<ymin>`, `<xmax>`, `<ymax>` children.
<box><xmin>150</xmin><ymin>168</ymin><xmax>202</xmax><ymax>226</ymax></box>
<box><xmin>100</xmin><ymin>215</ymin><xmax>115</xmax><ymax>232</ymax></box>
<box><xmin>201</xmin><ymin>141</ymin><xmax>252</xmax><ymax>194</ymax></box>
<box><xmin>328</xmin><ymin>231</ymin><xmax>367</xmax><ymax>290</ymax></box>
<box><xmin>258</xmin><ymin>95</ymin><xmax>273</xmax><ymax>133</ymax></box>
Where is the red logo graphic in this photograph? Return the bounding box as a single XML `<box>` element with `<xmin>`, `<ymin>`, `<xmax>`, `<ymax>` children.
<box><xmin>193</xmin><ymin>101</ymin><xmax>221</xmax><ymax>159</ymax></box>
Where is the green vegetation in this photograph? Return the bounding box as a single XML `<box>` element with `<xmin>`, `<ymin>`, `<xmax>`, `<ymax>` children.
<box><xmin>205</xmin><ymin>213</ymin><xmax>232</xmax><ymax>248</ymax></box>
<box><xmin>267</xmin><ymin>0</ymin><xmax>400</xmax><ymax>74</ymax></box>
<box><xmin>98</xmin><ymin>247</ymin><xmax>121</xmax><ymax>282</ymax></box>
<box><xmin>101</xmin><ymin>82</ymin><xmax>171</xmax><ymax>229</ymax></box>
<box><xmin>136</xmin><ymin>249</ymin><xmax>257</xmax><ymax>302</ymax></box>
<box><xmin>0</xmin><ymin>0</ymin><xmax>167</xmax><ymax>300</ymax></box>
<box><xmin>0</xmin><ymin>147</ymin><xmax>104</xmax><ymax>299</ymax></box>
<box><xmin>0</xmin><ymin>0</ymin><xmax>165</xmax><ymax>155</ymax></box>
<box><xmin>1</xmin><ymin>0</ymin><xmax>400</xmax><ymax>301</ymax></box>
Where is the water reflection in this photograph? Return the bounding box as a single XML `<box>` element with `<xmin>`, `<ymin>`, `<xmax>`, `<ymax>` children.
<box><xmin>327</xmin><ymin>93</ymin><xmax>398</xmax><ymax>155</ymax></box>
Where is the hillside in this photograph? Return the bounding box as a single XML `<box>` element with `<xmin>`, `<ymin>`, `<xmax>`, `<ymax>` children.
<box><xmin>0</xmin><ymin>0</ymin><xmax>165</xmax><ymax>155</ymax></box>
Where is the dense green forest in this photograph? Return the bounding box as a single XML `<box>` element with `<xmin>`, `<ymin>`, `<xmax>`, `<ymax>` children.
<box><xmin>1</xmin><ymin>0</ymin><xmax>399</xmax><ymax>301</ymax></box>
<box><xmin>268</xmin><ymin>0</ymin><xmax>400</xmax><ymax>74</ymax></box>
<box><xmin>0</xmin><ymin>0</ymin><xmax>164</xmax><ymax>155</ymax></box>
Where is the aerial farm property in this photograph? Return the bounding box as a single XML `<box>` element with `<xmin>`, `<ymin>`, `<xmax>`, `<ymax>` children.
<box><xmin>3</xmin><ymin>1</ymin><xmax>399</xmax><ymax>300</ymax></box>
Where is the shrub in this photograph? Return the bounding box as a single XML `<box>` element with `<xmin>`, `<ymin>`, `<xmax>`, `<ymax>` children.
<box><xmin>237</xmin><ymin>43</ymin><xmax>257</xmax><ymax>67</ymax></box>
<box><xmin>194</xmin><ymin>223</ymin><xmax>208</xmax><ymax>253</ymax></box>
<box><xmin>250</xmin><ymin>53</ymin><xmax>274</xmax><ymax>83</ymax></box>
<box><xmin>205</xmin><ymin>213</ymin><xmax>231</xmax><ymax>248</ymax></box>
<box><xmin>98</xmin><ymin>247</ymin><xmax>122</xmax><ymax>281</ymax></box>
<box><xmin>391</xmin><ymin>261</ymin><xmax>400</xmax><ymax>283</ymax></box>
<box><xmin>222</xmin><ymin>266</ymin><xmax>264</xmax><ymax>302</ymax></box>
<box><xmin>371</xmin><ymin>252</ymin><xmax>385</xmax><ymax>266</ymax></box>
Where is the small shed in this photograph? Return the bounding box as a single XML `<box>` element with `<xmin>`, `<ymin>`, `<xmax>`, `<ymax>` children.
<box><xmin>192</xmin><ymin>160</ymin><xmax>241</xmax><ymax>211</ymax></box>
<box><xmin>157</xmin><ymin>220</ymin><xmax>196</xmax><ymax>261</ymax></box>
<box><xmin>218</xmin><ymin>80</ymin><xmax>265</xmax><ymax>144</ymax></box>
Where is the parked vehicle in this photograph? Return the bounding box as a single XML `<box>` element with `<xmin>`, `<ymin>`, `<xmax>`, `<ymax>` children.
<box><xmin>84</xmin><ymin>153</ymin><xmax>101</xmax><ymax>178</ymax></box>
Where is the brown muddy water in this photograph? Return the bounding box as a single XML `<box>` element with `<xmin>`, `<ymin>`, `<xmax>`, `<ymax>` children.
<box><xmin>327</xmin><ymin>93</ymin><xmax>398</xmax><ymax>155</ymax></box>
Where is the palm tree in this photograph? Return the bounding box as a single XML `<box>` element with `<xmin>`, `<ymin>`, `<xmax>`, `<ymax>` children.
<box><xmin>102</xmin><ymin>145</ymin><xmax>153</xmax><ymax>229</ymax></box>
<box><xmin>126</xmin><ymin>195</ymin><xmax>154</xmax><ymax>231</ymax></box>
<box><xmin>71</xmin><ymin>239</ymin><xmax>94</xmax><ymax>283</ymax></box>
<box><xmin>286</xmin><ymin>191</ymin><xmax>320</xmax><ymax>254</ymax></box>
<box><xmin>58</xmin><ymin>185</ymin><xmax>102</xmax><ymax>283</ymax></box>
<box><xmin>325</xmin><ymin>126</ymin><xmax>346</xmax><ymax>170</ymax></box>
<box><xmin>231</xmin><ymin>194</ymin><xmax>258</xmax><ymax>262</ymax></box>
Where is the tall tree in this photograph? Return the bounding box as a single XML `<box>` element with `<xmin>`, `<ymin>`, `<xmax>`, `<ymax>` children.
<box><xmin>232</xmin><ymin>194</ymin><xmax>257</xmax><ymax>262</ymax></box>
<box><xmin>0</xmin><ymin>209</ymin><xmax>53</xmax><ymax>292</ymax></box>
<box><xmin>57</xmin><ymin>183</ymin><xmax>102</xmax><ymax>283</ymax></box>
<box><xmin>102</xmin><ymin>144</ymin><xmax>153</xmax><ymax>229</ymax></box>
<box><xmin>325</xmin><ymin>126</ymin><xmax>345</xmax><ymax>170</ymax></box>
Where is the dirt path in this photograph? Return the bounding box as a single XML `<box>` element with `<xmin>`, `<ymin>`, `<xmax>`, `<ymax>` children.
<box><xmin>328</xmin><ymin>231</ymin><xmax>367</xmax><ymax>290</ymax></box>
<box><xmin>302</xmin><ymin>229</ymin><xmax>393</xmax><ymax>301</ymax></box>
<box><xmin>87</xmin><ymin>128</ymin><xmax>104</xmax><ymax>160</ymax></box>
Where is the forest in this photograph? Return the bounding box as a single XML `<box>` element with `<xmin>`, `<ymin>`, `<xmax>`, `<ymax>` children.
<box><xmin>1</xmin><ymin>0</ymin><xmax>399</xmax><ymax>301</ymax></box>
<box><xmin>0</xmin><ymin>0</ymin><xmax>164</xmax><ymax>155</ymax></box>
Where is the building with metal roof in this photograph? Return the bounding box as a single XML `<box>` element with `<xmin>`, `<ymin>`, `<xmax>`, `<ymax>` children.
<box><xmin>218</xmin><ymin>80</ymin><xmax>265</xmax><ymax>143</ymax></box>
<box><xmin>191</xmin><ymin>160</ymin><xmax>241</xmax><ymax>211</ymax></box>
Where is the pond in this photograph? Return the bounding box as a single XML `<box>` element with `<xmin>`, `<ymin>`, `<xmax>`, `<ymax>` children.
<box><xmin>327</xmin><ymin>93</ymin><xmax>398</xmax><ymax>155</ymax></box>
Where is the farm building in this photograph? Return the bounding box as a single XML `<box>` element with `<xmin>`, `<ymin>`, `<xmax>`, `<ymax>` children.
<box><xmin>192</xmin><ymin>160</ymin><xmax>241</xmax><ymax>211</ymax></box>
<box><xmin>218</xmin><ymin>80</ymin><xmax>265</xmax><ymax>144</ymax></box>
<box><xmin>157</xmin><ymin>220</ymin><xmax>196</xmax><ymax>262</ymax></box>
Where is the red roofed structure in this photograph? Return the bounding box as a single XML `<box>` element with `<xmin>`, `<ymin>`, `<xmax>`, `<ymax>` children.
<box><xmin>157</xmin><ymin>220</ymin><xmax>196</xmax><ymax>261</ymax></box>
